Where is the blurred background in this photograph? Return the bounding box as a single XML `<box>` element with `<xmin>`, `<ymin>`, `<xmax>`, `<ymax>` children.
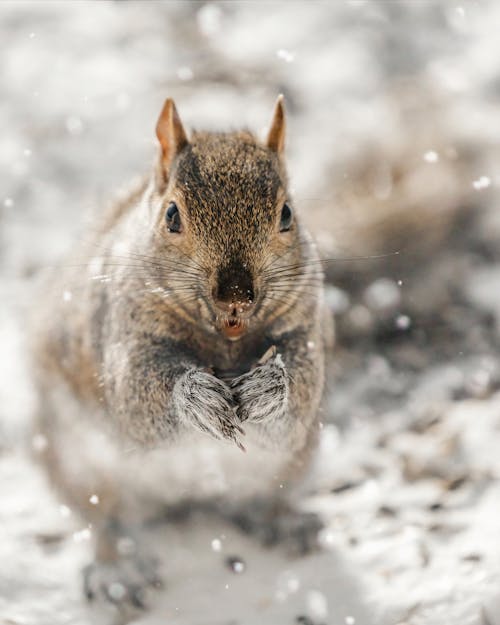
<box><xmin>2</xmin><ymin>1</ymin><xmax>500</xmax><ymax>624</ymax></box>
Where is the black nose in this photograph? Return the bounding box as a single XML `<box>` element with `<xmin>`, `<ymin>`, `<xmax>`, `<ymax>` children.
<box><xmin>213</xmin><ymin>264</ymin><xmax>255</xmax><ymax>315</ymax></box>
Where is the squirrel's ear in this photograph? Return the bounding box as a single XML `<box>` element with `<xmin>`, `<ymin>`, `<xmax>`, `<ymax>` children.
<box><xmin>266</xmin><ymin>95</ymin><xmax>286</xmax><ymax>154</ymax></box>
<box><xmin>155</xmin><ymin>98</ymin><xmax>188</xmax><ymax>184</ymax></box>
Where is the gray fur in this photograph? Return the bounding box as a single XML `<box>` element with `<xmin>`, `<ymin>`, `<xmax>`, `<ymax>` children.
<box><xmin>230</xmin><ymin>354</ymin><xmax>288</xmax><ymax>424</ymax></box>
<box><xmin>173</xmin><ymin>369</ymin><xmax>245</xmax><ymax>449</ymax></box>
<box><xmin>31</xmin><ymin>100</ymin><xmax>330</xmax><ymax>605</ymax></box>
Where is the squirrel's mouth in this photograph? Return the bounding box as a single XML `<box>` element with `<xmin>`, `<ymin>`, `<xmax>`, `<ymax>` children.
<box><xmin>220</xmin><ymin>316</ymin><xmax>247</xmax><ymax>341</ymax></box>
<box><xmin>212</xmin><ymin>296</ymin><xmax>255</xmax><ymax>341</ymax></box>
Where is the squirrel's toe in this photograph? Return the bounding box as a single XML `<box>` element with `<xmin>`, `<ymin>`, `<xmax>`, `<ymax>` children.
<box><xmin>82</xmin><ymin>554</ymin><xmax>163</xmax><ymax>609</ymax></box>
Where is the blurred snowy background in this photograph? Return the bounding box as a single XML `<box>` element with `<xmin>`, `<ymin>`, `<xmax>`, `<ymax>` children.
<box><xmin>3</xmin><ymin>1</ymin><xmax>500</xmax><ymax>624</ymax></box>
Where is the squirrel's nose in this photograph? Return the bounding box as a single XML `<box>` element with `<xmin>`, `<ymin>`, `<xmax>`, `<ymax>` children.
<box><xmin>213</xmin><ymin>266</ymin><xmax>255</xmax><ymax>316</ymax></box>
<box><xmin>213</xmin><ymin>297</ymin><xmax>254</xmax><ymax>316</ymax></box>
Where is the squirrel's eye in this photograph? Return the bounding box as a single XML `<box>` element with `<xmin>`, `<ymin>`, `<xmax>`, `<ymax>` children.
<box><xmin>279</xmin><ymin>202</ymin><xmax>293</xmax><ymax>232</ymax></box>
<box><xmin>165</xmin><ymin>202</ymin><xmax>182</xmax><ymax>233</ymax></box>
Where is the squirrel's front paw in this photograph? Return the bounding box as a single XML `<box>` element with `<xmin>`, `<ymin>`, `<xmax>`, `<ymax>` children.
<box><xmin>173</xmin><ymin>369</ymin><xmax>245</xmax><ymax>450</ymax></box>
<box><xmin>230</xmin><ymin>354</ymin><xmax>288</xmax><ymax>423</ymax></box>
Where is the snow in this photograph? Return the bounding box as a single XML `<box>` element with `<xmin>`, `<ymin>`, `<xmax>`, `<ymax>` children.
<box><xmin>424</xmin><ymin>151</ymin><xmax>440</xmax><ymax>164</ymax></box>
<box><xmin>473</xmin><ymin>176</ymin><xmax>492</xmax><ymax>191</ymax></box>
<box><xmin>3</xmin><ymin>1</ymin><xmax>500</xmax><ymax>624</ymax></box>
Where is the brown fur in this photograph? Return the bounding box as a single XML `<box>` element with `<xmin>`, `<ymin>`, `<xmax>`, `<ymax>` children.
<box><xmin>31</xmin><ymin>97</ymin><xmax>329</xmax><ymax>605</ymax></box>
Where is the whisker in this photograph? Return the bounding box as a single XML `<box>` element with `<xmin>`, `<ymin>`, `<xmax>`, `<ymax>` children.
<box><xmin>263</xmin><ymin>250</ymin><xmax>401</xmax><ymax>278</ymax></box>
<box><xmin>74</xmin><ymin>237</ymin><xmax>207</xmax><ymax>275</ymax></box>
<box><xmin>263</xmin><ymin>292</ymin><xmax>315</xmax><ymax>306</ymax></box>
<box><xmin>262</xmin><ymin>236</ymin><xmax>311</xmax><ymax>273</ymax></box>
<box><xmin>265</xmin><ymin>278</ymin><xmax>324</xmax><ymax>290</ymax></box>
<box><xmin>267</xmin><ymin>289</ymin><xmax>321</xmax><ymax>299</ymax></box>
<box><xmin>261</xmin><ymin>295</ymin><xmax>314</xmax><ymax>327</ymax></box>
<box><xmin>267</xmin><ymin>279</ymin><xmax>323</xmax><ymax>290</ymax></box>
<box><xmin>103</xmin><ymin>256</ymin><xmax>201</xmax><ymax>275</ymax></box>
<box><xmin>66</xmin><ymin>256</ymin><xmax>199</xmax><ymax>276</ymax></box>
<box><xmin>46</xmin><ymin>261</ymin><xmax>202</xmax><ymax>282</ymax></box>
<box><xmin>266</xmin><ymin>276</ymin><xmax>324</xmax><ymax>285</ymax></box>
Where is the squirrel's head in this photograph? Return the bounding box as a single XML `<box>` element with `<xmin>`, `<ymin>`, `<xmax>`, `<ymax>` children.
<box><xmin>147</xmin><ymin>96</ymin><xmax>314</xmax><ymax>341</ymax></box>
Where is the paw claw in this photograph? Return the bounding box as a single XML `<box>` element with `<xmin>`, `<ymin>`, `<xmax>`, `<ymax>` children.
<box><xmin>83</xmin><ymin>563</ymin><xmax>96</xmax><ymax>601</ymax></box>
<box><xmin>82</xmin><ymin>556</ymin><xmax>162</xmax><ymax>608</ymax></box>
<box><xmin>235</xmin><ymin>439</ymin><xmax>247</xmax><ymax>453</ymax></box>
<box><xmin>234</xmin><ymin>421</ymin><xmax>245</xmax><ymax>435</ymax></box>
<box><xmin>129</xmin><ymin>586</ymin><xmax>148</xmax><ymax>609</ymax></box>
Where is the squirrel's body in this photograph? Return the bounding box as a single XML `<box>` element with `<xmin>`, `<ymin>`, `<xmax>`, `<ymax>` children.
<box><xmin>31</xmin><ymin>98</ymin><xmax>328</xmax><ymax>606</ymax></box>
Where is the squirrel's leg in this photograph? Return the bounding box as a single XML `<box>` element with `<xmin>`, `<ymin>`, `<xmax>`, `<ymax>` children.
<box><xmin>222</xmin><ymin>498</ymin><xmax>323</xmax><ymax>555</ymax></box>
<box><xmin>83</xmin><ymin>518</ymin><xmax>163</xmax><ymax>610</ymax></box>
<box><xmin>34</xmin><ymin>392</ymin><xmax>162</xmax><ymax>610</ymax></box>
<box><xmin>103</xmin><ymin>340</ymin><xmax>245</xmax><ymax>449</ymax></box>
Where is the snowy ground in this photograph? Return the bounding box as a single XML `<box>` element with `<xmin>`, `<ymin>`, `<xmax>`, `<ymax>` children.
<box><xmin>3</xmin><ymin>2</ymin><xmax>500</xmax><ymax>624</ymax></box>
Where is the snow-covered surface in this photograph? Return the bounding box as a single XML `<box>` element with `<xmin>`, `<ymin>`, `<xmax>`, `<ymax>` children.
<box><xmin>3</xmin><ymin>2</ymin><xmax>500</xmax><ymax>624</ymax></box>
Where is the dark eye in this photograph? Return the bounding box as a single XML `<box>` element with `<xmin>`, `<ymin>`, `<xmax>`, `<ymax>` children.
<box><xmin>279</xmin><ymin>202</ymin><xmax>293</xmax><ymax>232</ymax></box>
<box><xmin>165</xmin><ymin>202</ymin><xmax>182</xmax><ymax>233</ymax></box>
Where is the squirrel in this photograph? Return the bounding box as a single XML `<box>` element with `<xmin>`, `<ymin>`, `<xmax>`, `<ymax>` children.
<box><xmin>31</xmin><ymin>96</ymin><xmax>328</xmax><ymax>608</ymax></box>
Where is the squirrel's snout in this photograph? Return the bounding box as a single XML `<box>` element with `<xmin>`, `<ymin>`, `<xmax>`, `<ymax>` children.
<box><xmin>212</xmin><ymin>265</ymin><xmax>256</xmax><ymax>325</ymax></box>
<box><xmin>213</xmin><ymin>297</ymin><xmax>255</xmax><ymax>316</ymax></box>
<box><xmin>213</xmin><ymin>294</ymin><xmax>254</xmax><ymax>340</ymax></box>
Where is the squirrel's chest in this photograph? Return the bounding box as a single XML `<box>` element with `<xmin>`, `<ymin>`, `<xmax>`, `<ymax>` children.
<box><xmin>207</xmin><ymin>336</ymin><xmax>277</xmax><ymax>382</ymax></box>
